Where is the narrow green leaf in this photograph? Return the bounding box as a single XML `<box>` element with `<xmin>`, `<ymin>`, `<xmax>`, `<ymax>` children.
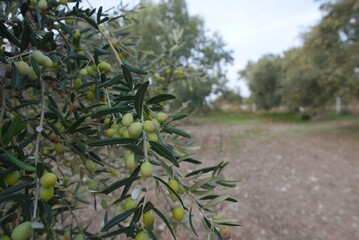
<box><xmin>150</xmin><ymin>141</ymin><xmax>179</xmax><ymax>167</ymax></box>
<box><xmin>0</xmin><ymin>192</ymin><xmax>27</xmax><ymax>203</ymax></box>
<box><xmin>88</xmin><ymin>151</ymin><xmax>102</xmax><ymax>163</ymax></box>
<box><xmin>153</xmin><ymin>207</ymin><xmax>177</xmax><ymax>240</ymax></box>
<box><xmin>0</xmin><ymin>181</ymin><xmax>32</xmax><ymax>197</ymax></box>
<box><xmin>0</xmin><ymin>151</ymin><xmax>36</xmax><ymax>172</ymax></box>
<box><xmin>88</xmin><ymin>138</ymin><xmax>136</xmax><ymax>147</ymax></box>
<box><xmin>162</xmin><ymin>125</ymin><xmax>191</xmax><ymax>138</ymax></box>
<box><xmin>200</xmin><ymin>195</ymin><xmax>238</xmax><ymax>203</ymax></box>
<box><xmin>30</xmin><ymin>57</ymin><xmax>41</xmax><ymax>77</ymax></box>
<box><xmin>212</xmin><ymin>218</ymin><xmax>240</xmax><ymax>225</ymax></box>
<box><xmin>170</xmin><ymin>113</ymin><xmax>188</xmax><ymax>121</ymax></box>
<box><xmin>18</xmin><ymin>132</ymin><xmax>37</xmax><ymax>149</ymax></box>
<box><xmin>100</xmin><ymin>176</ymin><xmax>140</xmax><ymax>194</ymax></box>
<box><xmin>121</xmin><ymin>65</ymin><xmax>133</xmax><ymax>87</ymax></box>
<box><xmin>120</xmin><ymin>167</ymin><xmax>140</xmax><ymax>199</ymax></box>
<box><xmin>101</xmin><ymin>208</ymin><xmax>136</xmax><ymax>232</ymax></box>
<box><xmin>134</xmin><ymin>81</ymin><xmax>149</xmax><ymax>117</ymax></box>
<box><xmin>37</xmin><ymin>31</ymin><xmax>54</xmax><ymax>49</ymax></box>
<box><xmin>188</xmin><ymin>177</ymin><xmax>213</xmax><ymax>192</ymax></box>
<box><xmin>203</xmin><ymin>195</ymin><xmax>231</xmax><ymax>208</ymax></box>
<box><xmin>21</xmin><ymin>22</ymin><xmax>32</xmax><ymax>52</ymax></box>
<box><xmin>82</xmin><ymin>15</ymin><xmax>98</xmax><ymax>29</ymax></box>
<box><xmin>97</xmin><ymin>6</ymin><xmax>103</xmax><ymax>23</ymax></box>
<box><xmin>66</xmin><ymin>116</ymin><xmax>87</xmax><ymax>133</ymax></box>
<box><xmin>189</xmin><ymin>208</ymin><xmax>199</xmax><ymax>238</ymax></box>
<box><xmin>185</xmin><ymin>164</ymin><xmax>221</xmax><ymax>177</ymax></box>
<box><xmin>180</xmin><ymin>158</ymin><xmax>201</xmax><ymax>165</ymax></box>
<box><xmin>100</xmin><ymin>227</ymin><xmax>130</xmax><ymax>238</ymax></box>
<box><xmin>11</xmin><ymin>62</ymin><xmax>19</xmax><ymax>89</ymax></box>
<box><xmin>122</xmin><ymin>63</ymin><xmax>147</xmax><ymax>74</ymax></box>
<box><xmin>0</xmin><ymin>21</ymin><xmax>21</xmax><ymax>47</ymax></box>
<box><xmin>91</xmin><ymin>106</ymin><xmax>127</xmax><ymax>118</ymax></box>
<box><xmin>94</xmin><ymin>47</ymin><xmax>110</xmax><ymax>55</ymax></box>
<box><xmin>147</xmin><ymin>94</ymin><xmax>176</xmax><ymax>104</ymax></box>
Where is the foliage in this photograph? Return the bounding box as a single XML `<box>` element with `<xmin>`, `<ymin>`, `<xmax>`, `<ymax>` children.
<box><xmin>126</xmin><ymin>0</ymin><xmax>234</xmax><ymax>113</ymax></box>
<box><xmin>239</xmin><ymin>54</ymin><xmax>282</xmax><ymax>110</ymax></box>
<box><xmin>239</xmin><ymin>0</ymin><xmax>359</xmax><ymax>112</ymax></box>
<box><xmin>0</xmin><ymin>1</ymin><xmax>239</xmax><ymax>239</ymax></box>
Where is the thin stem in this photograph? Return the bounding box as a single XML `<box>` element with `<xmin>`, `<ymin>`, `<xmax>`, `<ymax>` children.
<box><xmin>31</xmin><ymin>76</ymin><xmax>46</xmax><ymax>221</ymax></box>
<box><xmin>0</xmin><ymin>87</ymin><xmax>6</xmax><ymax>124</ymax></box>
<box><xmin>105</xmin><ymin>34</ymin><xmax>124</xmax><ymax>66</ymax></box>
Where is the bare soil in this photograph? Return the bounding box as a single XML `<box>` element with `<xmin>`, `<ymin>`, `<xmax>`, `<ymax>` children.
<box><xmin>183</xmin><ymin>118</ymin><xmax>359</xmax><ymax>240</ymax></box>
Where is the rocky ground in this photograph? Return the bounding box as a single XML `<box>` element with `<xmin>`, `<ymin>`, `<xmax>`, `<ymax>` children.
<box><xmin>182</xmin><ymin>118</ymin><xmax>359</xmax><ymax>240</ymax></box>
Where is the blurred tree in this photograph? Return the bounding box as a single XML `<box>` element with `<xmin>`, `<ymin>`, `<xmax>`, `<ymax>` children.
<box><xmin>126</xmin><ymin>0</ymin><xmax>234</xmax><ymax>112</ymax></box>
<box><xmin>239</xmin><ymin>55</ymin><xmax>282</xmax><ymax>110</ymax></box>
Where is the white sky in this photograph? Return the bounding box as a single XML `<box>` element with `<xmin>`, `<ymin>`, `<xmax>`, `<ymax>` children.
<box><xmin>85</xmin><ymin>0</ymin><xmax>323</xmax><ymax>97</ymax></box>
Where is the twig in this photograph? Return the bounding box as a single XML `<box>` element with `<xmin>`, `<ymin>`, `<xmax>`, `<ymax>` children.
<box><xmin>0</xmin><ymin>87</ymin><xmax>5</xmax><ymax>124</ymax></box>
<box><xmin>31</xmin><ymin>76</ymin><xmax>46</xmax><ymax>222</ymax></box>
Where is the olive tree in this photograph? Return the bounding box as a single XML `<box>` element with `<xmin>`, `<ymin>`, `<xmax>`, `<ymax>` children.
<box><xmin>0</xmin><ymin>1</ymin><xmax>238</xmax><ymax>239</ymax></box>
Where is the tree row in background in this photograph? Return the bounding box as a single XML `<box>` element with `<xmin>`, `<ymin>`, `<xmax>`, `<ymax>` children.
<box><xmin>239</xmin><ymin>0</ymin><xmax>359</xmax><ymax>113</ymax></box>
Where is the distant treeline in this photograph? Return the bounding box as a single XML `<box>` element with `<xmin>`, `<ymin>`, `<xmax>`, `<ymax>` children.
<box><xmin>239</xmin><ymin>0</ymin><xmax>359</xmax><ymax>112</ymax></box>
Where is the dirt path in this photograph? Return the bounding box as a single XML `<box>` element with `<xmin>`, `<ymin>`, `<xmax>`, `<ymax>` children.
<box><xmin>184</xmin><ymin>119</ymin><xmax>359</xmax><ymax>240</ymax></box>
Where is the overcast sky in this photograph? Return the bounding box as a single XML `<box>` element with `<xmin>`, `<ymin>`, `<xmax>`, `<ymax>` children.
<box><xmin>86</xmin><ymin>0</ymin><xmax>323</xmax><ymax>97</ymax></box>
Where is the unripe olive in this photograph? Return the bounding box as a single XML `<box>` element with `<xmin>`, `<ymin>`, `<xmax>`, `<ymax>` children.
<box><xmin>39</xmin><ymin>186</ymin><xmax>54</xmax><ymax>201</ymax></box>
<box><xmin>73</xmin><ymin>78</ymin><xmax>82</xmax><ymax>89</ymax></box>
<box><xmin>16</xmin><ymin>61</ymin><xmax>30</xmax><ymax>76</ymax></box>
<box><xmin>86</xmin><ymin>65</ymin><xmax>95</xmax><ymax>76</ymax></box>
<box><xmin>156</xmin><ymin>112</ymin><xmax>168</xmax><ymax>123</ymax></box>
<box><xmin>79</xmin><ymin>68</ymin><xmax>88</xmax><ymax>76</ymax></box>
<box><xmin>143</xmin><ymin>210</ymin><xmax>155</xmax><ymax>226</ymax></box>
<box><xmin>122</xmin><ymin>113</ymin><xmax>134</xmax><ymax>127</ymax></box>
<box><xmin>103</xmin><ymin>117</ymin><xmax>111</xmax><ymax>125</ymax></box>
<box><xmin>104</xmin><ymin>128</ymin><xmax>116</xmax><ymax>138</ymax></box>
<box><xmin>53</xmin><ymin>143</ymin><xmax>63</xmax><ymax>154</ymax></box>
<box><xmin>11</xmin><ymin>221</ymin><xmax>32</xmax><ymax>240</ymax></box>
<box><xmin>27</xmin><ymin>67</ymin><xmax>38</xmax><ymax>80</ymax></box>
<box><xmin>63</xmin><ymin>230</ymin><xmax>71</xmax><ymax>239</ymax></box>
<box><xmin>123</xmin><ymin>198</ymin><xmax>137</xmax><ymax>211</ymax></box>
<box><xmin>128</xmin><ymin>122</ymin><xmax>143</xmax><ymax>139</ymax></box>
<box><xmin>98</xmin><ymin>25</ymin><xmax>106</xmax><ymax>32</ymax></box>
<box><xmin>88</xmin><ymin>181</ymin><xmax>98</xmax><ymax>191</ymax></box>
<box><xmin>5</xmin><ymin>171</ymin><xmax>20</xmax><ymax>186</ymax></box>
<box><xmin>177</xmin><ymin>183</ymin><xmax>185</xmax><ymax>194</ymax></box>
<box><xmin>38</xmin><ymin>0</ymin><xmax>47</xmax><ymax>10</ymax></box>
<box><xmin>42</xmin><ymin>56</ymin><xmax>53</xmax><ymax>68</ymax></box>
<box><xmin>140</xmin><ymin>161</ymin><xmax>152</xmax><ymax>177</ymax></box>
<box><xmin>135</xmin><ymin>231</ymin><xmax>149</xmax><ymax>240</ymax></box>
<box><xmin>72</xmin><ymin>29</ymin><xmax>80</xmax><ymax>39</ymax></box>
<box><xmin>168</xmin><ymin>179</ymin><xmax>179</xmax><ymax>193</ymax></box>
<box><xmin>30</xmin><ymin>0</ymin><xmax>38</xmax><ymax>6</ymax></box>
<box><xmin>74</xmin><ymin>234</ymin><xmax>84</xmax><ymax>240</ymax></box>
<box><xmin>98</xmin><ymin>61</ymin><xmax>112</xmax><ymax>72</ymax></box>
<box><xmin>31</xmin><ymin>50</ymin><xmax>46</xmax><ymax>65</ymax></box>
<box><xmin>143</xmin><ymin>120</ymin><xmax>158</xmax><ymax>133</ymax></box>
<box><xmin>40</xmin><ymin>172</ymin><xmax>57</xmax><ymax>188</ymax></box>
<box><xmin>219</xmin><ymin>226</ymin><xmax>231</xmax><ymax>240</ymax></box>
<box><xmin>86</xmin><ymin>91</ymin><xmax>95</xmax><ymax>101</ymax></box>
<box><xmin>172</xmin><ymin>207</ymin><xmax>184</xmax><ymax>221</ymax></box>
<box><xmin>147</xmin><ymin>133</ymin><xmax>158</xmax><ymax>142</ymax></box>
<box><xmin>125</xmin><ymin>151</ymin><xmax>136</xmax><ymax>171</ymax></box>
<box><xmin>1</xmin><ymin>236</ymin><xmax>11</xmax><ymax>240</ymax></box>
<box><xmin>85</xmin><ymin>160</ymin><xmax>96</xmax><ymax>172</ymax></box>
<box><xmin>118</xmin><ymin>126</ymin><xmax>128</xmax><ymax>136</ymax></box>
<box><xmin>101</xmin><ymin>199</ymin><xmax>108</xmax><ymax>209</ymax></box>
<box><xmin>59</xmin><ymin>0</ymin><xmax>68</xmax><ymax>5</ymax></box>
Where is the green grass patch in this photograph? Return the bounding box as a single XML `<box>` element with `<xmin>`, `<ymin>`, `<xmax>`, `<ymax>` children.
<box><xmin>195</xmin><ymin>112</ymin><xmax>257</xmax><ymax>124</ymax></box>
